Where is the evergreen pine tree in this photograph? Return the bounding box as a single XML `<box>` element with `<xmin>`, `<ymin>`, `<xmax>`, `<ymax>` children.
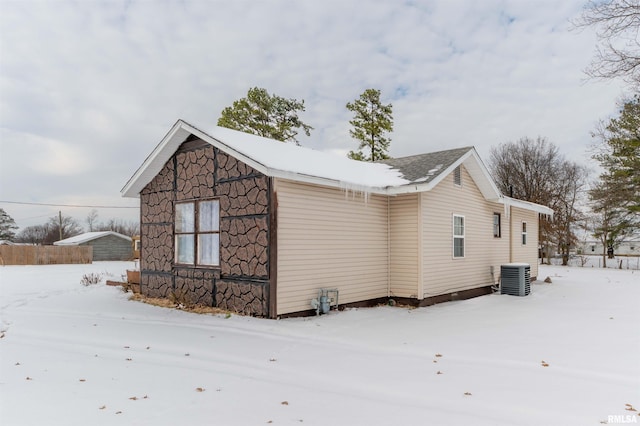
<box><xmin>217</xmin><ymin>87</ymin><xmax>312</xmax><ymax>145</ymax></box>
<box><xmin>0</xmin><ymin>208</ymin><xmax>18</xmax><ymax>241</ymax></box>
<box><xmin>346</xmin><ymin>88</ymin><xmax>393</xmax><ymax>162</ymax></box>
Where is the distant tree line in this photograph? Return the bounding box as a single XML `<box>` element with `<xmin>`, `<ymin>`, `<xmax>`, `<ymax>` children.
<box><xmin>0</xmin><ymin>209</ymin><xmax>139</xmax><ymax>246</ymax></box>
<box><xmin>488</xmin><ymin>94</ymin><xmax>638</xmax><ymax>267</ymax></box>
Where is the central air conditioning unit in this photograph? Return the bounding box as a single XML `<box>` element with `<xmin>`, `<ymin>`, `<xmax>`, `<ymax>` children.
<box><xmin>500</xmin><ymin>263</ymin><xmax>531</xmax><ymax>296</ymax></box>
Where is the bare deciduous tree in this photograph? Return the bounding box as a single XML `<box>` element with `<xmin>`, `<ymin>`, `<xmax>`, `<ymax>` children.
<box><xmin>489</xmin><ymin>137</ymin><xmax>588</xmax><ymax>265</ymax></box>
<box><xmin>15</xmin><ymin>224</ymin><xmax>50</xmax><ymax>245</ymax></box>
<box><xmin>45</xmin><ymin>214</ymin><xmax>83</xmax><ymax>245</ymax></box>
<box><xmin>86</xmin><ymin>209</ymin><xmax>99</xmax><ymax>232</ymax></box>
<box><xmin>97</xmin><ymin>218</ymin><xmax>139</xmax><ymax>237</ymax></box>
<box><xmin>574</xmin><ymin>0</ymin><xmax>640</xmax><ymax>88</ymax></box>
<box><xmin>549</xmin><ymin>163</ymin><xmax>589</xmax><ymax>265</ymax></box>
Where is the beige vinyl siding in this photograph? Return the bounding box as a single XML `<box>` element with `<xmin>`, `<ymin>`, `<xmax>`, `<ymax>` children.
<box><xmin>276</xmin><ymin>179</ymin><xmax>389</xmax><ymax>315</ymax></box>
<box><xmin>510</xmin><ymin>207</ymin><xmax>540</xmax><ymax>278</ymax></box>
<box><xmin>389</xmin><ymin>194</ymin><xmax>420</xmax><ymax>298</ymax></box>
<box><xmin>422</xmin><ymin>166</ymin><xmax>510</xmax><ymax>297</ymax></box>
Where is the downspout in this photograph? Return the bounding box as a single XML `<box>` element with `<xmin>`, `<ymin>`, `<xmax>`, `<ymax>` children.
<box><xmin>387</xmin><ymin>196</ymin><xmax>391</xmax><ymax>298</ymax></box>
<box><xmin>417</xmin><ymin>194</ymin><xmax>424</xmax><ymax>300</ymax></box>
<box><xmin>509</xmin><ymin>204</ymin><xmax>514</xmax><ymax>263</ymax></box>
<box><xmin>268</xmin><ymin>177</ymin><xmax>278</xmax><ymax>319</ymax></box>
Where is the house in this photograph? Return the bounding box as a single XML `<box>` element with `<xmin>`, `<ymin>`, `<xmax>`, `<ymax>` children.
<box><xmin>131</xmin><ymin>235</ymin><xmax>141</xmax><ymax>259</ymax></box>
<box><xmin>578</xmin><ymin>239</ymin><xmax>640</xmax><ymax>257</ymax></box>
<box><xmin>121</xmin><ymin>119</ymin><xmax>552</xmax><ymax>318</ymax></box>
<box><xmin>54</xmin><ymin>231</ymin><xmax>133</xmax><ymax>261</ymax></box>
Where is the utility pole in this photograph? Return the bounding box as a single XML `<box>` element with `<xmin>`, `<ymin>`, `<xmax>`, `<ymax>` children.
<box><xmin>59</xmin><ymin>210</ymin><xmax>63</xmax><ymax>241</ymax></box>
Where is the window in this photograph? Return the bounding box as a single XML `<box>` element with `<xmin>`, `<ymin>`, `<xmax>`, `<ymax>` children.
<box><xmin>493</xmin><ymin>213</ymin><xmax>501</xmax><ymax>238</ymax></box>
<box><xmin>591</xmin><ymin>245</ymin><xmax>595</xmax><ymax>252</ymax></box>
<box><xmin>453</xmin><ymin>215</ymin><xmax>465</xmax><ymax>258</ymax></box>
<box><xmin>175</xmin><ymin>199</ymin><xmax>220</xmax><ymax>266</ymax></box>
<box><xmin>454</xmin><ymin>166</ymin><xmax>461</xmax><ymax>186</ymax></box>
<box><xmin>521</xmin><ymin>222</ymin><xmax>527</xmax><ymax>245</ymax></box>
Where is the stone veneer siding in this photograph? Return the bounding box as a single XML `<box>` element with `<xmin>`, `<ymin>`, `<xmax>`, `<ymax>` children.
<box><xmin>139</xmin><ymin>136</ymin><xmax>274</xmax><ymax>317</ymax></box>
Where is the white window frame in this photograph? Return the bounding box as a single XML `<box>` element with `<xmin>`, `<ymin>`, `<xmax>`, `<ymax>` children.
<box><xmin>521</xmin><ymin>221</ymin><xmax>527</xmax><ymax>246</ymax></box>
<box><xmin>453</xmin><ymin>214</ymin><xmax>465</xmax><ymax>258</ymax></box>
<box><xmin>175</xmin><ymin>199</ymin><xmax>220</xmax><ymax>267</ymax></box>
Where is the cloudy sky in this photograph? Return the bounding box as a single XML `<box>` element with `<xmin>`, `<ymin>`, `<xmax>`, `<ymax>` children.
<box><xmin>0</xmin><ymin>0</ymin><xmax>628</xmax><ymax>231</ymax></box>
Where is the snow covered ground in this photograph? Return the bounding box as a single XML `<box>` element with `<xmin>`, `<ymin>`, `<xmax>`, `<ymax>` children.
<box><xmin>1</xmin><ymin>262</ymin><xmax>638</xmax><ymax>426</ymax></box>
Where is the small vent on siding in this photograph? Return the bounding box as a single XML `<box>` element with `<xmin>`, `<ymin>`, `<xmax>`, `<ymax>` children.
<box><xmin>500</xmin><ymin>264</ymin><xmax>531</xmax><ymax>296</ymax></box>
<box><xmin>453</xmin><ymin>166</ymin><xmax>461</xmax><ymax>186</ymax></box>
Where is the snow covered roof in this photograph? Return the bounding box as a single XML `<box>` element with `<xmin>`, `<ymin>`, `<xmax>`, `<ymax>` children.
<box><xmin>120</xmin><ymin>119</ymin><xmax>552</xmax><ymax>215</ymax></box>
<box><xmin>53</xmin><ymin>231</ymin><xmax>132</xmax><ymax>246</ymax></box>
<box><xmin>122</xmin><ymin>120</ymin><xmax>408</xmax><ymax>197</ymax></box>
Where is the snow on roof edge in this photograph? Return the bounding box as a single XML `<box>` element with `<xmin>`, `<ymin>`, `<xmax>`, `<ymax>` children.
<box><xmin>54</xmin><ymin>231</ymin><xmax>132</xmax><ymax>246</ymax></box>
<box><xmin>120</xmin><ymin>120</ymin><xmax>553</xmax><ymax>215</ymax></box>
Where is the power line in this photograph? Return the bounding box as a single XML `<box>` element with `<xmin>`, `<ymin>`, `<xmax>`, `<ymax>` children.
<box><xmin>0</xmin><ymin>200</ymin><xmax>139</xmax><ymax>209</ymax></box>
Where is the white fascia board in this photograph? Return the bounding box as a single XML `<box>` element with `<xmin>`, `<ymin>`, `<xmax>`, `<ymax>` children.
<box><xmin>124</xmin><ymin>120</ymin><xmax>392</xmax><ymax>197</ymax></box>
<box><xmin>462</xmin><ymin>149</ymin><xmax>502</xmax><ymax>200</ymax></box>
<box><xmin>121</xmin><ymin>120</ymin><xmax>191</xmax><ymax>198</ymax></box>
<box><xmin>500</xmin><ymin>196</ymin><xmax>554</xmax><ymax>216</ymax></box>
<box><xmin>269</xmin><ymin>169</ymin><xmax>389</xmax><ymax>195</ymax></box>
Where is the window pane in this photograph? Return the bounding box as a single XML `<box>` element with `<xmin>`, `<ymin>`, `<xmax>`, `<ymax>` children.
<box><xmin>522</xmin><ymin>222</ymin><xmax>527</xmax><ymax>232</ymax></box>
<box><xmin>454</xmin><ymin>216</ymin><xmax>464</xmax><ymax>236</ymax></box>
<box><xmin>176</xmin><ymin>203</ymin><xmax>195</xmax><ymax>233</ymax></box>
<box><xmin>198</xmin><ymin>233</ymin><xmax>219</xmax><ymax>266</ymax></box>
<box><xmin>176</xmin><ymin>234</ymin><xmax>194</xmax><ymax>264</ymax></box>
<box><xmin>522</xmin><ymin>234</ymin><xmax>527</xmax><ymax>245</ymax></box>
<box><xmin>199</xmin><ymin>200</ymin><xmax>219</xmax><ymax>232</ymax></box>
<box><xmin>454</xmin><ymin>237</ymin><xmax>464</xmax><ymax>257</ymax></box>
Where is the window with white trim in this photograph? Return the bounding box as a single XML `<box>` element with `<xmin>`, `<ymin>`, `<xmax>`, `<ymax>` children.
<box><xmin>175</xmin><ymin>199</ymin><xmax>220</xmax><ymax>266</ymax></box>
<box><xmin>453</xmin><ymin>215</ymin><xmax>465</xmax><ymax>258</ymax></box>
<box><xmin>521</xmin><ymin>222</ymin><xmax>527</xmax><ymax>245</ymax></box>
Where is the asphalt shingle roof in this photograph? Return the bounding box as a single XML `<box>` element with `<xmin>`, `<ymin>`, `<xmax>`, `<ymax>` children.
<box><xmin>380</xmin><ymin>146</ymin><xmax>473</xmax><ymax>184</ymax></box>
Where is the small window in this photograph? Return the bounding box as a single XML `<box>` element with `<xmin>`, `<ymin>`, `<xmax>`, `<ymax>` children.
<box><xmin>453</xmin><ymin>215</ymin><xmax>465</xmax><ymax>258</ymax></box>
<box><xmin>591</xmin><ymin>245</ymin><xmax>595</xmax><ymax>252</ymax></box>
<box><xmin>493</xmin><ymin>213</ymin><xmax>501</xmax><ymax>238</ymax></box>
<box><xmin>175</xmin><ymin>199</ymin><xmax>220</xmax><ymax>266</ymax></box>
<box><xmin>521</xmin><ymin>222</ymin><xmax>527</xmax><ymax>245</ymax></box>
<box><xmin>454</xmin><ymin>166</ymin><xmax>461</xmax><ymax>186</ymax></box>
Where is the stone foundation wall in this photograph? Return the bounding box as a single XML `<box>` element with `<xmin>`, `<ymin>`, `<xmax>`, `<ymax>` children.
<box><xmin>216</xmin><ymin>280</ymin><xmax>268</xmax><ymax>317</ymax></box>
<box><xmin>175</xmin><ymin>268</ymin><xmax>219</xmax><ymax>307</ymax></box>
<box><xmin>139</xmin><ymin>137</ymin><xmax>273</xmax><ymax>317</ymax></box>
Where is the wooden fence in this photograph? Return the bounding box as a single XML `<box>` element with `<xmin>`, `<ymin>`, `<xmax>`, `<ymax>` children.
<box><xmin>0</xmin><ymin>246</ymin><xmax>93</xmax><ymax>265</ymax></box>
